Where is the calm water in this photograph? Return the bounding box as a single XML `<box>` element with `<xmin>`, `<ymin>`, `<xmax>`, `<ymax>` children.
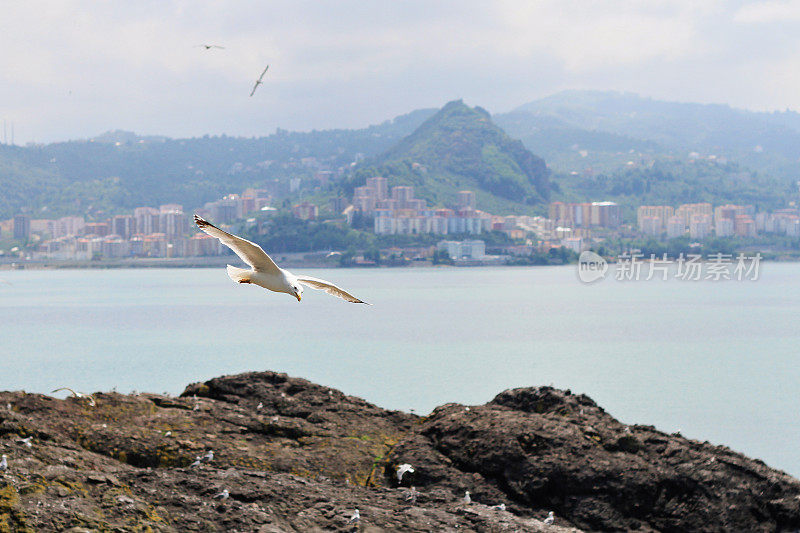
<box><xmin>1</xmin><ymin>264</ymin><xmax>799</xmax><ymax>476</ymax></box>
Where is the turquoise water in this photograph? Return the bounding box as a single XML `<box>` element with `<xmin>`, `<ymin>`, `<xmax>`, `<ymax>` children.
<box><xmin>1</xmin><ymin>264</ymin><xmax>799</xmax><ymax>476</ymax></box>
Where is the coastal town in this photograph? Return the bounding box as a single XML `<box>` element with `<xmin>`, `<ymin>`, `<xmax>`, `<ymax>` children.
<box><xmin>2</xmin><ymin>171</ymin><xmax>797</xmax><ymax>265</ymax></box>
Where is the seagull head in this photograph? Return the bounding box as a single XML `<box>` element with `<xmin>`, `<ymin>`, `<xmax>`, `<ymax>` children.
<box><xmin>292</xmin><ymin>284</ymin><xmax>303</xmax><ymax>302</ymax></box>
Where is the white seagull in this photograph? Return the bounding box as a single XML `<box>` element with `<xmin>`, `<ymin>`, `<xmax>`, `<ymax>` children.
<box><xmin>194</xmin><ymin>215</ymin><xmax>368</xmax><ymax>304</ymax></box>
<box><xmin>396</xmin><ymin>463</ymin><xmax>414</xmax><ymax>483</ymax></box>
<box><xmin>213</xmin><ymin>489</ymin><xmax>229</xmax><ymax>500</ymax></box>
<box><xmin>544</xmin><ymin>511</ymin><xmax>555</xmax><ymax>526</ymax></box>
<box><xmin>201</xmin><ymin>450</ymin><xmax>214</xmax><ymax>462</ymax></box>
<box><xmin>462</xmin><ymin>490</ymin><xmax>471</xmax><ymax>504</ymax></box>
<box><xmin>52</xmin><ymin>387</ymin><xmax>96</xmax><ymax>407</ymax></box>
<box><xmin>18</xmin><ymin>437</ymin><xmax>33</xmax><ymax>448</ymax></box>
<box><xmin>349</xmin><ymin>509</ymin><xmax>360</xmax><ymax>524</ymax></box>
<box><xmin>0</xmin><ymin>455</ymin><xmax>7</xmax><ymax>471</ymax></box>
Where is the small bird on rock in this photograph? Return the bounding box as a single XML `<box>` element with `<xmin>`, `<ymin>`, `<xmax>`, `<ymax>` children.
<box><xmin>462</xmin><ymin>490</ymin><xmax>471</xmax><ymax>504</ymax></box>
<box><xmin>349</xmin><ymin>508</ymin><xmax>360</xmax><ymax>523</ymax></box>
<box><xmin>544</xmin><ymin>511</ymin><xmax>555</xmax><ymax>526</ymax></box>
<box><xmin>52</xmin><ymin>387</ymin><xmax>96</xmax><ymax>407</ymax></box>
<box><xmin>396</xmin><ymin>463</ymin><xmax>414</xmax><ymax>483</ymax></box>
<box><xmin>213</xmin><ymin>489</ymin><xmax>229</xmax><ymax>500</ymax></box>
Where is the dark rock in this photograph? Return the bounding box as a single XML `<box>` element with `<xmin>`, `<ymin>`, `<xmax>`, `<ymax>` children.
<box><xmin>0</xmin><ymin>373</ymin><xmax>795</xmax><ymax>532</ymax></box>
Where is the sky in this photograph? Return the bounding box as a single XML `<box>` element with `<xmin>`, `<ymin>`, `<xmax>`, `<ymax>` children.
<box><xmin>3</xmin><ymin>0</ymin><xmax>800</xmax><ymax>143</ymax></box>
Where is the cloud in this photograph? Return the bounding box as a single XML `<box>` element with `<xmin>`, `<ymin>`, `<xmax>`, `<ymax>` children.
<box><xmin>0</xmin><ymin>1</ymin><xmax>798</xmax><ymax>142</ymax></box>
<box><xmin>734</xmin><ymin>1</ymin><xmax>800</xmax><ymax>23</ymax></box>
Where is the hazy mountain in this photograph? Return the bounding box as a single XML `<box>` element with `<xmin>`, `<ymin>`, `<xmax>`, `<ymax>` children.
<box><xmin>501</xmin><ymin>90</ymin><xmax>800</xmax><ymax>177</ymax></box>
<box><xmin>494</xmin><ymin>110</ymin><xmax>662</xmax><ymax>172</ymax></box>
<box><xmin>0</xmin><ymin>108</ymin><xmax>437</xmax><ymax>220</ymax></box>
<box><xmin>351</xmin><ymin>100</ymin><xmax>550</xmax><ymax>213</ymax></box>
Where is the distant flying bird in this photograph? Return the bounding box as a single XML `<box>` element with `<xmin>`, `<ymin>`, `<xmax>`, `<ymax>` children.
<box><xmin>349</xmin><ymin>509</ymin><xmax>360</xmax><ymax>524</ymax></box>
<box><xmin>326</xmin><ymin>251</ymin><xmax>342</xmax><ymax>258</ymax></box>
<box><xmin>213</xmin><ymin>489</ymin><xmax>229</xmax><ymax>500</ymax></box>
<box><xmin>396</xmin><ymin>463</ymin><xmax>414</xmax><ymax>483</ymax></box>
<box><xmin>195</xmin><ymin>44</ymin><xmax>225</xmax><ymax>50</ymax></box>
<box><xmin>164</xmin><ymin>431</ymin><xmax>172</xmax><ymax>437</ymax></box>
<box><xmin>462</xmin><ymin>491</ymin><xmax>471</xmax><ymax>504</ymax></box>
<box><xmin>18</xmin><ymin>437</ymin><xmax>32</xmax><ymax>448</ymax></box>
<box><xmin>249</xmin><ymin>65</ymin><xmax>269</xmax><ymax>96</ymax></box>
<box><xmin>194</xmin><ymin>215</ymin><xmax>368</xmax><ymax>304</ymax></box>
<box><xmin>52</xmin><ymin>387</ymin><xmax>96</xmax><ymax>407</ymax></box>
<box><xmin>544</xmin><ymin>511</ymin><xmax>555</xmax><ymax>526</ymax></box>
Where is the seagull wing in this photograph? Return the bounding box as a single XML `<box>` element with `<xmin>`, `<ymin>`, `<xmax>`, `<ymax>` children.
<box><xmin>52</xmin><ymin>387</ymin><xmax>78</xmax><ymax>397</ymax></box>
<box><xmin>250</xmin><ymin>66</ymin><xmax>269</xmax><ymax>96</ymax></box>
<box><xmin>295</xmin><ymin>275</ymin><xmax>368</xmax><ymax>304</ymax></box>
<box><xmin>194</xmin><ymin>215</ymin><xmax>280</xmax><ymax>273</ymax></box>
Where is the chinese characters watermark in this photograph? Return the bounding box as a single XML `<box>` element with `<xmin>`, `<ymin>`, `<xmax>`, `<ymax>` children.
<box><xmin>578</xmin><ymin>251</ymin><xmax>761</xmax><ymax>283</ymax></box>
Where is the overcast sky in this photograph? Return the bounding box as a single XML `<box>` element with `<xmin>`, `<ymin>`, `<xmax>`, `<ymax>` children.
<box><xmin>3</xmin><ymin>0</ymin><xmax>800</xmax><ymax>143</ymax></box>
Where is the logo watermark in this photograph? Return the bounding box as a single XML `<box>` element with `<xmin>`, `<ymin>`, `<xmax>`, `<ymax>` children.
<box><xmin>577</xmin><ymin>251</ymin><xmax>608</xmax><ymax>283</ymax></box>
<box><xmin>577</xmin><ymin>252</ymin><xmax>762</xmax><ymax>283</ymax></box>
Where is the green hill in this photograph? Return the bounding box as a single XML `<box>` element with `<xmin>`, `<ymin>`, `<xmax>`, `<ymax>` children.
<box><xmin>0</xmin><ymin>108</ymin><xmax>437</xmax><ymax>220</ymax></box>
<box><xmin>351</xmin><ymin>100</ymin><xmax>550</xmax><ymax>213</ymax></box>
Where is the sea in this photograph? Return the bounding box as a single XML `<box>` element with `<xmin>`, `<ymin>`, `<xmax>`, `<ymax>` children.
<box><xmin>2</xmin><ymin>263</ymin><xmax>799</xmax><ymax>476</ymax></box>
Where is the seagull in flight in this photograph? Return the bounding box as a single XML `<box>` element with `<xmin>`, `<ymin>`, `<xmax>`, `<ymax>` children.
<box><xmin>195</xmin><ymin>44</ymin><xmax>225</xmax><ymax>50</ymax></box>
<box><xmin>249</xmin><ymin>65</ymin><xmax>269</xmax><ymax>96</ymax></box>
<box><xmin>194</xmin><ymin>215</ymin><xmax>368</xmax><ymax>304</ymax></box>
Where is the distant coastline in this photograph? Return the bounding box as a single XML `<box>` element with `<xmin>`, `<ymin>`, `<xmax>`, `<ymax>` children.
<box><xmin>4</xmin><ymin>253</ymin><xmax>800</xmax><ymax>270</ymax></box>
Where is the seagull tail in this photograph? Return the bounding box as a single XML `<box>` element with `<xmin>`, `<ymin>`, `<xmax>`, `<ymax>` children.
<box><xmin>226</xmin><ymin>265</ymin><xmax>252</xmax><ymax>284</ymax></box>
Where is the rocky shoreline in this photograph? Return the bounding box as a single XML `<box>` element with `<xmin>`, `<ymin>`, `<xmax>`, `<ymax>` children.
<box><xmin>0</xmin><ymin>371</ymin><xmax>798</xmax><ymax>532</ymax></box>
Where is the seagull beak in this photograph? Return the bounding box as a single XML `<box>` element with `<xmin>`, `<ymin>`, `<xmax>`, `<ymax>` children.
<box><xmin>295</xmin><ymin>293</ymin><xmax>302</xmax><ymax>302</ymax></box>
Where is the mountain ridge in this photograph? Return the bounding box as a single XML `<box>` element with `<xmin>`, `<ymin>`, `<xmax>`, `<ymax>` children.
<box><xmin>354</xmin><ymin>99</ymin><xmax>550</xmax><ymax>212</ymax></box>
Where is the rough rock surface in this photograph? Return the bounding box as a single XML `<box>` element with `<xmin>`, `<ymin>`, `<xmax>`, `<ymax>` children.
<box><xmin>0</xmin><ymin>371</ymin><xmax>796</xmax><ymax>532</ymax></box>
